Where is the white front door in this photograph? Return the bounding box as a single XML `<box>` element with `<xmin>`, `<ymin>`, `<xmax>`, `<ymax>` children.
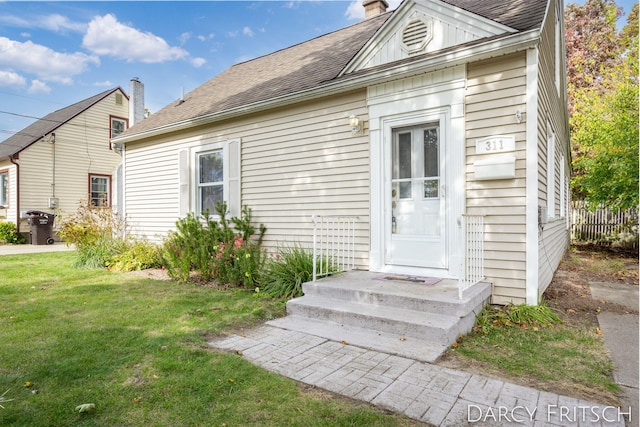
<box><xmin>387</xmin><ymin>123</ymin><xmax>447</xmax><ymax>269</ymax></box>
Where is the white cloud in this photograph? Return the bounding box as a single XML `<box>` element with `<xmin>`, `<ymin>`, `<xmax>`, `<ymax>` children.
<box><xmin>28</xmin><ymin>80</ymin><xmax>51</xmax><ymax>94</ymax></box>
<box><xmin>197</xmin><ymin>33</ymin><xmax>215</xmax><ymax>42</ymax></box>
<box><xmin>0</xmin><ymin>36</ymin><xmax>99</xmax><ymax>84</ymax></box>
<box><xmin>0</xmin><ymin>71</ymin><xmax>26</xmax><ymax>87</ymax></box>
<box><xmin>82</xmin><ymin>14</ymin><xmax>189</xmax><ymax>63</ymax></box>
<box><xmin>0</xmin><ymin>13</ymin><xmax>85</xmax><ymax>33</ymax></box>
<box><xmin>345</xmin><ymin>0</ymin><xmax>402</xmax><ymax>20</ymax></box>
<box><xmin>345</xmin><ymin>1</ymin><xmax>363</xmax><ymax>20</ymax></box>
<box><xmin>191</xmin><ymin>57</ymin><xmax>207</xmax><ymax>68</ymax></box>
<box><xmin>179</xmin><ymin>32</ymin><xmax>192</xmax><ymax>44</ymax></box>
<box><xmin>94</xmin><ymin>80</ymin><xmax>114</xmax><ymax>87</ymax></box>
<box><xmin>39</xmin><ymin>14</ymin><xmax>87</xmax><ymax>32</ymax></box>
<box><xmin>243</xmin><ymin>27</ymin><xmax>254</xmax><ymax>37</ymax></box>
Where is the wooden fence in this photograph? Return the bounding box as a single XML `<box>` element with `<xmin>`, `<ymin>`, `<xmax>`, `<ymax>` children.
<box><xmin>571</xmin><ymin>201</ymin><xmax>638</xmax><ymax>248</ymax></box>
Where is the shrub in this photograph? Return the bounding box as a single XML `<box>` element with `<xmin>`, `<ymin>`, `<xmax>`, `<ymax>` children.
<box><xmin>0</xmin><ymin>221</ymin><xmax>26</xmax><ymax>244</ymax></box>
<box><xmin>58</xmin><ymin>199</ymin><xmax>124</xmax><ymax>248</ymax></box>
<box><xmin>58</xmin><ymin>199</ymin><xmax>127</xmax><ymax>268</ymax></box>
<box><xmin>259</xmin><ymin>246</ymin><xmax>337</xmax><ymax>300</ymax></box>
<box><xmin>108</xmin><ymin>240</ymin><xmax>162</xmax><ymax>272</ymax></box>
<box><xmin>161</xmin><ymin>203</ymin><xmax>266</xmax><ymax>286</ymax></box>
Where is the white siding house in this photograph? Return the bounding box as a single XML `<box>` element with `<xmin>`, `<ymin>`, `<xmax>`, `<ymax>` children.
<box><xmin>113</xmin><ymin>0</ymin><xmax>570</xmax><ymax>305</ymax></box>
<box><xmin>0</xmin><ymin>88</ymin><xmax>129</xmax><ymax>239</ymax></box>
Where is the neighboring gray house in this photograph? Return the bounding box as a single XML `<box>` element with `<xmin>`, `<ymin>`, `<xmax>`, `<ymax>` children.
<box><xmin>113</xmin><ymin>0</ymin><xmax>571</xmax><ymax>305</ymax></box>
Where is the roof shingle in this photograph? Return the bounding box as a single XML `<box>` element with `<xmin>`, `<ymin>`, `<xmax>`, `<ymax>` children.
<box><xmin>120</xmin><ymin>0</ymin><xmax>548</xmax><ymax>139</ymax></box>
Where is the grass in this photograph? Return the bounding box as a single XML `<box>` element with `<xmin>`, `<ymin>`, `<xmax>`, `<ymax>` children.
<box><xmin>447</xmin><ymin>302</ymin><xmax>620</xmax><ymax>404</ymax></box>
<box><xmin>0</xmin><ymin>252</ymin><xmax>420</xmax><ymax>426</ymax></box>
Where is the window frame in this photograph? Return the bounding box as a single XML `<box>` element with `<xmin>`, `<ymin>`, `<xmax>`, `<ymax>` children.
<box><xmin>180</xmin><ymin>139</ymin><xmax>239</xmax><ymax>219</ymax></box>
<box><xmin>0</xmin><ymin>169</ymin><xmax>8</xmax><ymax>207</ymax></box>
<box><xmin>88</xmin><ymin>173</ymin><xmax>112</xmax><ymax>208</ymax></box>
<box><xmin>192</xmin><ymin>141</ymin><xmax>229</xmax><ymax>218</ymax></box>
<box><xmin>196</xmin><ymin>148</ymin><xmax>225</xmax><ymax>216</ymax></box>
<box><xmin>109</xmin><ymin>116</ymin><xmax>128</xmax><ymax>148</ymax></box>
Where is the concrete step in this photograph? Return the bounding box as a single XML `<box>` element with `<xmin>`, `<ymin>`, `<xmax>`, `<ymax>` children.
<box><xmin>301</xmin><ymin>271</ymin><xmax>490</xmax><ymax>317</ymax></box>
<box><xmin>267</xmin><ymin>315</ymin><xmax>448</xmax><ymax>363</ymax></box>
<box><xmin>285</xmin><ymin>294</ymin><xmax>464</xmax><ymax>345</ymax></box>
<box><xmin>266</xmin><ymin>271</ymin><xmax>491</xmax><ymax>362</ymax></box>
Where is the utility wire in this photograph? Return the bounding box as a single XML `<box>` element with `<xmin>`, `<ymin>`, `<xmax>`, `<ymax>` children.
<box><xmin>0</xmin><ymin>110</ymin><xmax>114</xmax><ymax>133</ymax></box>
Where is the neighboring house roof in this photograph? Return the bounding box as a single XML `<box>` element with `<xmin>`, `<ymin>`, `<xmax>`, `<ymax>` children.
<box><xmin>0</xmin><ymin>87</ymin><xmax>125</xmax><ymax>160</ymax></box>
<box><xmin>117</xmin><ymin>0</ymin><xmax>548</xmax><ymax>140</ymax></box>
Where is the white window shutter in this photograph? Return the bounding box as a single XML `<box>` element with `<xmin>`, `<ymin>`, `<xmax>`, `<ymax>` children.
<box><xmin>178</xmin><ymin>149</ymin><xmax>189</xmax><ymax>217</ymax></box>
<box><xmin>228</xmin><ymin>139</ymin><xmax>241</xmax><ymax>217</ymax></box>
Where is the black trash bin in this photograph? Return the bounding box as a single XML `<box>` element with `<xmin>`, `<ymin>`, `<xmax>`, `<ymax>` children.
<box><xmin>26</xmin><ymin>210</ymin><xmax>56</xmax><ymax>245</ymax></box>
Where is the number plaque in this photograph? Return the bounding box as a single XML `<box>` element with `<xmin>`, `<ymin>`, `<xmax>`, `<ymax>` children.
<box><xmin>475</xmin><ymin>135</ymin><xmax>515</xmax><ymax>154</ymax></box>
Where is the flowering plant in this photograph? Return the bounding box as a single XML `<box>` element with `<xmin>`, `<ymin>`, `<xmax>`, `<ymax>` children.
<box><xmin>161</xmin><ymin>203</ymin><xmax>266</xmax><ymax>287</ymax></box>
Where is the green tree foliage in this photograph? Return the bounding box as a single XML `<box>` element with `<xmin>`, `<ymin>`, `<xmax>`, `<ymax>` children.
<box><xmin>565</xmin><ymin>0</ymin><xmax>639</xmax><ymax>209</ymax></box>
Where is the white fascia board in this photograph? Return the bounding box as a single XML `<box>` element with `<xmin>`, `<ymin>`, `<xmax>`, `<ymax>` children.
<box><xmin>113</xmin><ymin>29</ymin><xmax>540</xmax><ymax>145</ymax></box>
<box><xmin>525</xmin><ymin>46</ymin><xmax>540</xmax><ymax>305</ymax></box>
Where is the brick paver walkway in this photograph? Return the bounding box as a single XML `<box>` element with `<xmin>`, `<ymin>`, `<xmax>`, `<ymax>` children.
<box><xmin>209</xmin><ymin>325</ymin><xmax>627</xmax><ymax>427</ymax></box>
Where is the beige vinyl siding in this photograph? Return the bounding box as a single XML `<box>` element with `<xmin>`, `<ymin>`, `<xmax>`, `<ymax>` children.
<box><xmin>17</xmin><ymin>91</ymin><xmax>127</xmax><ymax>234</ymax></box>
<box><xmin>465</xmin><ymin>52</ymin><xmax>528</xmax><ymax>304</ymax></box>
<box><xmin>535</xmin><ymin>0</ymin><xmax>570</xmax><ymax>297</ymax></box>
<box><xmin>125</xmin><ymin>91</ymin><xmax>371</xmax><ymax>266</ymax></box>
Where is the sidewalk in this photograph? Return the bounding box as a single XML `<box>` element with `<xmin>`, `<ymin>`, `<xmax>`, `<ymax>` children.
<box><xmin>590</xmin><ymin>282</ymin><xmax>639</xmax><ymax>427</ymax></box>
<box><xmin>0</xmin><ymin>242</ymin><xmax>75</xmax><ymax>256</ymax></box>
<box><xmin>209</xmin><ymin>325</ymin><xmax>627</xmax><ymax>426</ymax></box>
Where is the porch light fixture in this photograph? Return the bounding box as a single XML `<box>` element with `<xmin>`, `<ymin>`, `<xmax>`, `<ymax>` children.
<box><xmin>349</xmin><ymin>114</ymin><xmax>363</xmax><ymax>135</ymax></box>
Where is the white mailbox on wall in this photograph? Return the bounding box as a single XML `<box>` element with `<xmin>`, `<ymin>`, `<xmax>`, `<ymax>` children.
<box><xmin>474</xmin><ymin>135</ymin><xmax>516</xmax><ymax>180</ymax></box>
<box><xmin>474</xmin><ymin>155</ymin><xmax>516</xmax><ymax>180</ymax></box>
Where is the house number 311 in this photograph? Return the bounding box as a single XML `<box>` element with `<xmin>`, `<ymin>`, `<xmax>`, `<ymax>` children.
<box><xmin>475</xmin><ymin>135</ymin><xmax>515</xmax><ymax>155</ymax></box>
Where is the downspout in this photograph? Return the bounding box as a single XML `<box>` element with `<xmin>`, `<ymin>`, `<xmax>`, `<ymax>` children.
<box><xmin>50</xmin><ymin>133</ymin><xmax>56</xmax><ymax>198</ymax></box>
<box><xmin>9</xmin><ymin>154</ymin><xmax>19</xmax><ymax>234</ymax></box>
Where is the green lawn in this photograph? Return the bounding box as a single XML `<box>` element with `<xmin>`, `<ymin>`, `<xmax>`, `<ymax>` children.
<box><xmin>0</xmin><ymin>252</ymin><xmax>420</xmax><ymax>426</ymax></box>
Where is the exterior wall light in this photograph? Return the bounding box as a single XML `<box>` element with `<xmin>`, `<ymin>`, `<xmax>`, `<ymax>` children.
<box><xmin>349</xmin><ymin>114</ymin><xmax>363</xmax><ymax>135</ymax></box>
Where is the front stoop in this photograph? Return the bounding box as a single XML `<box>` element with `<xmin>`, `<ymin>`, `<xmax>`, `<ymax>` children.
<box><xmin>267</xmin><ymin>271</ymin><xmax>491</xmax><ymax>363</ymax></box>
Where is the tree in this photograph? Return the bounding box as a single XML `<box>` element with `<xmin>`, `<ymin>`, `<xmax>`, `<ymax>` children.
<box><xmin>565</xmin><ymin>0</ymin><xmax>621</xmax><ymax>114</ymax></box>
<box><xmin>569</xmin><ymin>1</ymin><xmax>639</xmax><ymax>209</ymax></box>
<box><xmin>565</xmin><ymin>0</ymin><xmax>639</xmax><ymax>209</ymax></box>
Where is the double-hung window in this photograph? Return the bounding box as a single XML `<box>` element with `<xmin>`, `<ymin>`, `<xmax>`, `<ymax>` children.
<box><xmin>110</xmin><ymin>117</ymin><xmax>127</xmax><ymax>138</ymax></box>
<box><xmin>0</xmin><ymin>170</ymin><xmax>8</xmax><ymax>207</ymax></box>
<box><xmin>89</xmin><ymin>174</ymin><xmax>111</xmax><ymax>207</ymax></box>
<box><xmin>197</xmin><ymin>150</ymin><xmax>224</xmax><ymax>215</ymax></box>
<box><xmin>179</xmin><ymin>139</ymin><xmax>240</xmax><ymax>218</ymax></box>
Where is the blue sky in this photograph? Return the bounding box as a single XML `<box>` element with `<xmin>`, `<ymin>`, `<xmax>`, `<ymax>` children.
<box><xmin>0</xmin><ymin>0</ymin><xmax>636</xmax><ymax>143</ymax></box>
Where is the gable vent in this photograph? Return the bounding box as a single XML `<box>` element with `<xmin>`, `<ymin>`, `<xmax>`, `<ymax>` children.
<box><xmin>402</xmin><ymin>19</ymin><xmax>431</xmax><ymax>53</ymax></box>
<box><xmin>403</xmin><ymin>20</ymin><xmax>427</xmax><ymax>48</ymax></box>
<box><xmin>115</xmin><ymin>93</ymin><xmax>123</xmax><ymax>105</ymax></box>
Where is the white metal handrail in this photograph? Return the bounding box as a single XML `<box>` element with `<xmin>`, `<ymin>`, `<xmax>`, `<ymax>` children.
<box><xmin>458</xmin><ymin>214</ymin><xmax>485</xmax><ymax>299</ymax></box>
<box><xmin>312</xmin><ymin>215</ymin><xmax>357</xmax><ymax>281</ymax></box>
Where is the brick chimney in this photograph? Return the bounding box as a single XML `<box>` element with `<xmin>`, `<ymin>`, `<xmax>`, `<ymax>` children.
<box><xmin>363</xmin><ymin>0</ymin><xmax>389</xmax><ymax>18</ymax></box>
<box><xmin>128</xmin><ymin>77</ymin><xmax>145</xmax><ymax>126</ymax></box>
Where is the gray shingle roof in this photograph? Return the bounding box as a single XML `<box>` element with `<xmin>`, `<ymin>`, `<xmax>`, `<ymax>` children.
<box><xmin>0</xmin><ymin>88</ymin><xmax>122</xmax><ymax>159</ymax></box>
<box><xmin>440</xmin><ymin>0</ymin><xmax>548</xmax><ymax>31</ymax></box>
<box><xmin>122</xmin><ymin>12</ymin><xmax>392</xmax><ymax>138</ymax></box>
<box><xmin>120</xmin><ymin>0</ymin><xmax>548</xmax><ymax>139</ymax></box>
